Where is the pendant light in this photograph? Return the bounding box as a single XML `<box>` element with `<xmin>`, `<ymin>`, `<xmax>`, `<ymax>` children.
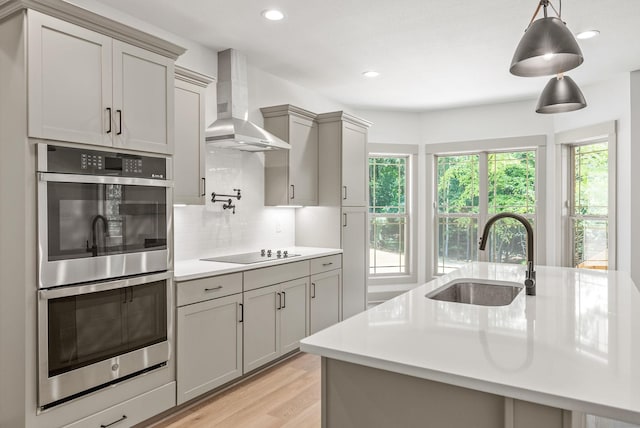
<box><xmin>535</xmin><ymin>74</ymin><xmax>586</xmax><ymax>113</ymax></box>
<box><xmin>510</xmin><ymin>0</ymin><xmax>583</xmax><ymax>77</ymax></box>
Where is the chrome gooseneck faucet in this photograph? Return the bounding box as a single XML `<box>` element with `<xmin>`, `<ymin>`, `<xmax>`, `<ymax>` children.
<box><xmin>478</xmin><ymin>212</ymin><xmax>536</xmax><ymax>296</ymax></box>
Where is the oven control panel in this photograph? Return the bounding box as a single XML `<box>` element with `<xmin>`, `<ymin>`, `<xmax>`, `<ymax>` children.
<box><xmin>43</xmin><ymin>145</ymin><xmax>167</xmax><ymax>179</ymax></box>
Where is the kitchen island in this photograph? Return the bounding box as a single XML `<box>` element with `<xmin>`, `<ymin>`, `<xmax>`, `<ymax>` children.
<box><xmin>300</xmin><ymin>262</ymin><xmax>640</xmax><ymax>427</ymax></box>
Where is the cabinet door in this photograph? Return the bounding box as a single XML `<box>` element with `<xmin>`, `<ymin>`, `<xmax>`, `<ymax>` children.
<box><xmin>289</xmin><ymin>116</ymin><xmax>318</xmax><ymax>206</ymax></box>
<box><xmin>113</xmin><ymin>40</ymin><xmax>174</xmax><ymax>154</ymax></box>
<box><xmin>176</xmin><ymin>294</ymin><xmax>242</xmax><ymax>404</ymax></box>
<box><xmin>243</xmin><ymin>284</ymin><xmax>280</xmax><ymax>373</ymax></box>
<box><xmin>28</xmin><ymin>10</ymin><xmax>113</xmax><ymax>146</ymax></box>
<box><xmin>279</xmin><ymin>278</ymin><xmax>309</xmax><ymax>354</ymax></box>
<box><xmin>310</xmin><ymin>270</ymin><xmax>341</xmax><ymax>335</ymax></box>
<box><xmin>174</xmin><ymin>79</ymin><xmax>206</xmax><ymax>204</ymax></box>
<box><xmin>341</xmin><ymin>123</ymin><xmax>368</xmax><ymax>207</ymax></box>
<box><xmin>342</xmin><ymin>206</ymin><xmax>368</xmax><ymax>319</ymax></box>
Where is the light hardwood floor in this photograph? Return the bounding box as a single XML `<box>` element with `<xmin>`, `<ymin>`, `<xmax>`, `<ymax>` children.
<box><xmin>151</xmin><ymin>353</ymin><xmax>321</xmax><ymax>428</ymax></box>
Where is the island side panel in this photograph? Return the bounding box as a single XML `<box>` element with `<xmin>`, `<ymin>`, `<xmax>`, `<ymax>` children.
<box><xmin>322</xmin><ymin>357</ymin><xmax>574</xmax><ymax>428</ymax></box>
<box><xmin>322</xmin><ymin>357</ymin><xmax>504</xmax><ymax>428</ymax></box>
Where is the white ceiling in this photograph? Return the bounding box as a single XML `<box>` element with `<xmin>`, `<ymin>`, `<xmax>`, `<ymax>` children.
<box><xmin>96</xmin><ymin>0</ymin><xmax>640</xmax><ymax>112</ymax></box>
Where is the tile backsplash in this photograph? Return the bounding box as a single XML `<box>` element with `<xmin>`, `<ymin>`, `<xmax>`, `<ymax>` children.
<box><xmin>174</xmin><ymin>147</ymin><xmax>295</xmax><ymax>261</ymax></box>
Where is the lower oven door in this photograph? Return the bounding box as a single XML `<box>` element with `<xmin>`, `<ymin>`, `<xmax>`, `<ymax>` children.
<box><xmin>38</xmin><ymin>271</ymin><xmax>172</xmax><ymax>409</ymax></box>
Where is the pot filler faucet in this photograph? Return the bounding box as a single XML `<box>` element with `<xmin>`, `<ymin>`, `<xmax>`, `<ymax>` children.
<box><xmin>478</xmin><ymin>212</ymin><xmax>536</xmax><ymax>296</ymax></box>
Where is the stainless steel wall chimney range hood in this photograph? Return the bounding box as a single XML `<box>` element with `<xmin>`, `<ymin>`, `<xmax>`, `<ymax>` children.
<box><xmin>205</xmin><ymin>49</ymin><xmax>291</xmax><ymax>151</ymax></box>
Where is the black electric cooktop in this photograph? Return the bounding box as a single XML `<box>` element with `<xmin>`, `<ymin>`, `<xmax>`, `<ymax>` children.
<box><xmin>201</xmin><ymin>250</ymin><xmax>301</xmax><ymax>264</ymax></box>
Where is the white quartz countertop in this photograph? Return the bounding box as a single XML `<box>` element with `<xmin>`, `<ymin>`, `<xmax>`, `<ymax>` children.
<box><xmin>174</xmin><ymin>247</ymin><xmax>342</xmax><ymax>282</ymax></box>
<box><xmin>300</xmin><ymin>262</ymin><xmax>640</xmax><ymax>424</ymax></box>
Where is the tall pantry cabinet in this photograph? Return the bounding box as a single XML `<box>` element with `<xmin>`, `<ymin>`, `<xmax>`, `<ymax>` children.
<box><xmin>296</xmin><ymin>112</ymin><xmax>372</xmax><ymax>320</ymax></box>
<box><xmin>0</xmin><ymin>3</ymin><xmax>185</xmax><ymax>427</ymax></box>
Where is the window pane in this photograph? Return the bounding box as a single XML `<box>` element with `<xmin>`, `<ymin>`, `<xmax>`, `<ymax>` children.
<box><xmin>488</xmin><ymin>151</ymin><xmax>536</xmax><ymax>215</ymax></box>
<box><xmin>573</xmin><ymin>218</ymin><xmax>608</xmax><ymax>270</ymax></box>
<box><xmin>574</xmin><ymin>143</ymin><xmax>608</xmax><ymax>217</ymax></box>
<box><xmin>486</xmin><ymin>217</ymin><xmax>534</xmax><ymax>265</ymax></box>
<box><xmin>437</xmin><ymin>155</ymin><xmax>479</xmax><ymax>214</ymax></box>
<box><xmin>437</xmin><ymin>217</ymin><xmax>478</xmax><ymax>274</ymax></box>
<box><xmin>369</xmin><ymin>216</ymin><xmax>406</xmax><ymax>275</ymax></box>
<box><xmin>369</xmin><ymin>157</ymin><xmax>406</xmax><ymax>214</ymax></box>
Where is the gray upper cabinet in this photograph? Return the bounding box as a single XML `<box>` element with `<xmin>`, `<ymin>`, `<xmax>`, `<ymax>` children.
<box><xmin>27</xmin><ymin>10</ymin><xmax>177</xmax><ymax>154</ymax></box>
<box><xmin>261</xmin><ymin>105</ymin><xmax>319</xmax><ymax>207</ymax></box>
<box><xmin>174</xmin><ymin>67</ymin><xmax>214</xmax><ymax>204</ymax></box>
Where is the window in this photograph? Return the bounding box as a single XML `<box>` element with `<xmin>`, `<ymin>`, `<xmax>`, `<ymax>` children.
<box><xmin>369</xmin><ymin>155</ymin><xmax>409</xmax><ymax>276</ymax></box>
<box><xmin>435</xmin><ymin>149</ymin><xmax>537</xmax><ymax>275</ymax></box>
<box><xmin>436</xmin><ymin>155</ymin><xmax>479</xmax><ymax>274</ymax></box>
<box><xmin>569</xmin><ymin>142</ymin><xmax>609</xmax><ymax>270</ymax></box>
<box><xmin>557</xmin><ymin>121</ymin><xmax>616</xmax><ymax>271</ymax></box>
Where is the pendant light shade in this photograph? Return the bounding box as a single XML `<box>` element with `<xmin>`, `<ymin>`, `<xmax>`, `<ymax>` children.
<box><xmin>536</xmin><ymin>75</ymin><xmax>586</xmax><ymax>113</ymax></box>
<box><xmin>510</xmin><ymin>16</ymin><xmax>584</xmax><ymax>77</ymax></box>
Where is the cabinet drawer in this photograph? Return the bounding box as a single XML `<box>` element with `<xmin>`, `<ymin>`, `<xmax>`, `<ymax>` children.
<box><xmin>177</xmin><ymin>273</ymin><xmax>242</xmax><ymax>307</ymax></box>
<box><xmin>65</xmin><ymin>382</ymin><xmax>175</xmax><ymax>427</ymax></box>
<box><xmin>310</xmin><ymin>254</ymin><xmax>342</xmax><ymax>275</ymax></box>
<box><xmin>244</xmin><ymin>261</ymin><xmax>310</xmax><ymax>292</ymax></box>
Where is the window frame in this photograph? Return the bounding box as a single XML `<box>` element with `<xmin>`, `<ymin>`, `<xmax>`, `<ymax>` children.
<box><xmin>367</xmin><ymin>143</ymin><xmax>418</xmax><ymax>285</ymax></box>
<box><xmin>426</xmin><ymin>135</ymin><xmax>547</xmax><ymax>279</ymax></box>
<box><xmin>555</xmin><ymin>121</ymin><xmax>617</xmax><ymax>270</ymax></box>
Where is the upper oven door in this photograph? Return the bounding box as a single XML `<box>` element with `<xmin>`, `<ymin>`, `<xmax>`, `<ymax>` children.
<box><xmin>38</xmin><ymin>173</ymin><xmax>172</xmax><ymax>288</ymax></box>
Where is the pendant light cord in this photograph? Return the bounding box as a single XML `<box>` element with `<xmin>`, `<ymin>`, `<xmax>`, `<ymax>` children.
<box><xmin>526</xmin><ymin>0</ymin><xmax>562</xmax><ymax>29</ymax></box>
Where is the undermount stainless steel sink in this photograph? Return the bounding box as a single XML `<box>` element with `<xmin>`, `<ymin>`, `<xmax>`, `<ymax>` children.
<box><xmin>426</xmin><ymin>279</ymin><xmax>523</xmax><ymax>307</ymax></box>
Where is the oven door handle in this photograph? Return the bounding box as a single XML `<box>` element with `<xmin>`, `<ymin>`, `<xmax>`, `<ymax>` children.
<box><xmin>38</xmin><ymin>172</ymin><xmax>173</xmax><ymax>188</ymax></box>
<box><xmin>39</xmin><ymin>271</ymin><xmax>173</xmax><ymax>300</ymax></box>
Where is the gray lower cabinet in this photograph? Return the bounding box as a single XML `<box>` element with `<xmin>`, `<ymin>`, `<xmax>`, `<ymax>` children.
<box><xmin>243</xmin><ymin>284</ymin><xmax>280</xmax><ymax>372</ymax></box>
<box><xmin>310</xmin><ymin>269</ymin><xmax>342</xmax><ymax>334</ymax></box>
<box><xmin>280</xmin><ymin>278</ymin><xmax>309</xmax><ymax>353</ymax></box>
<box><xmin>175</xmin><ymin>256</ymin><xmax>338</xmax><ymax>405</ymax></box>
<box><xmin>243</xmin><ymin>277</ymin><xmax>309</xmax><ymax>373</ymax></box>
<box><xmin>176</xmin><ymin>293</ymin><xmax>243</xmax><ymax>405</ymax></box>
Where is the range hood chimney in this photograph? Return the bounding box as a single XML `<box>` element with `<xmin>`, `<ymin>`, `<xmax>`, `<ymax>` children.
<box><xmin>205</xmin><ymin>49</ymin><xmax>290</xmax><ymax>151</ymax></box>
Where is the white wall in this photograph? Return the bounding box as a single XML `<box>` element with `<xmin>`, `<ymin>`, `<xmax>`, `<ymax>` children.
<box><xmin>174</xmin><ymin>147</ymin><xmax>295</xmax><ymax>261</ymax></box>
<box><xmin>419</xmin><ymin>99</ymin><xmax>554</xmax><ymax>144</ymax></box>
<box><xmin>248</xmin><ymin>66</ymin><xmax>345</xmax><ymax>126</ymax></box>
<box><xmin>353</xmin><ymin>110</ymin><xmax>422</xmax><ymax>145</ymax></box>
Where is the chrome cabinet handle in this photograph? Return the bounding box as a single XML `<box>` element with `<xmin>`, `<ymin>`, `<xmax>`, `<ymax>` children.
<box><xmin>239</xmin><ymin>303</ymin><xmax>244</xmax><ymax>323</ymax></box>
<box><xmin>116</xmin><ymin>109</ymin><xmax>122</xmax><ymax>135</ymax></box>
<box><xmin>204</xmin><ymin>285</ymin><xmax>223</xmax><ymax>292</ymax></box>
<box><xmin>282</xmin><ymin>291</ymin><xmax>286</xmax><ymax>308</ymax></box>
<box><xmin>201</xmin><ymin>177</ymin><xmax>206</xmax><ymax>197</ymax></box>
<box><xmin>100</xmin><ymin>415</ymin><xmax>127</xmax><ymax>428</ymax></box>
<box><xmin>277</xmin><ymin>292</ymin><xmax>282</xmax><ymax>310</ymax></box>
<box><xmin>311</xmin><ymin>283</ymin><xmax>316</xmax><ymax>299</ymax></box>
<box><xmin>343</xmin><ymin>213</ymin><xmax>347</xmax><ymax>227</ymax></box>
<box><xmin>106</xmin><ymin>107</ymin><xmax>112</xmax><ymax>134</ymax></box>
<box><xmin>322</xmin><ymin>262</ymin><xmax>333</xmax><ymax>267</ymax></box>
<box><xmin>290</xmin><ymin>184</ymin><xmax>295</xmax><ymax>200</ymax></box>
<box><xmin>343</xmin><ymin>186</ymin><xmax>347</xmax><ymax>200</ymax></box>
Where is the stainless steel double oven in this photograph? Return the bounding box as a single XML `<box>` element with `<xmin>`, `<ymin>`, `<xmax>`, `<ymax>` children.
<box><xmin>36</xmin><ymin>144</ymin><xmax>173</xmax><ymax>409</ymax></box>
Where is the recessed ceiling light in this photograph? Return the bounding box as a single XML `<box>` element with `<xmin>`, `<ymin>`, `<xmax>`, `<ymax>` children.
<box><xmin>576</xmin><ymin>30</ymin><xmax>600</xmax><ymax>40</ymax></box>
<box><xmin>262</xmin><ymin>9</ymin><xmax>285</xmax><ymax>21</ymax></box>
<box><xmin>362</xmin><ymin>70</ymin><xmax>380</xmax><ymax>78</ymax></box>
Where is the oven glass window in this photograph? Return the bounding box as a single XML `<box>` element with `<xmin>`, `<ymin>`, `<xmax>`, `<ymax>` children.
<box><xmin>47</xmin><ymin>281</ymin><xmax>167</xmax><ymax>377</ymax></box>
<box><xmin>46</xmin><ymin>183</ymin><xmax>167</xmax><ymax>261</ymax></box>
